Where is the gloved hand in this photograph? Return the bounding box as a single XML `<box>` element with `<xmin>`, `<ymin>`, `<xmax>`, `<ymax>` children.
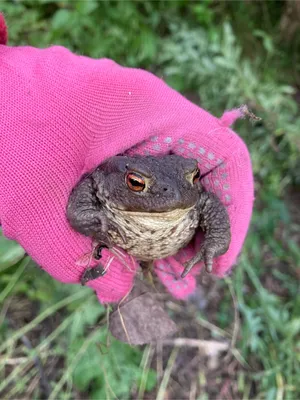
<box><xmin>0</xmin><ymin>14</ymin><xmax>254</xmax><ymax>303</ymax></box>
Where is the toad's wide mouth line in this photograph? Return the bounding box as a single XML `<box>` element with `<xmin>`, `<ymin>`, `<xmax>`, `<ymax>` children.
<box><xmin>110</xmin><ymin>205</ymin><xmax>195</xmax><ymax>220</ymax></box>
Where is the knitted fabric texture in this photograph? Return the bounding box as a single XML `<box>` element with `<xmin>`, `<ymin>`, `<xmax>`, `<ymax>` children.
<box><xmin>0</xmin><ymin>39</ymin><xmax>254</xmax><ymax>302</ymax></box>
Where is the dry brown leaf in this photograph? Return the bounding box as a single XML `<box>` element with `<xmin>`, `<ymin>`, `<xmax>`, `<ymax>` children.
<box><xmin>109</xmin><ymin>280</ymin><xmax>178</xmax><ymax>345</ymax></box>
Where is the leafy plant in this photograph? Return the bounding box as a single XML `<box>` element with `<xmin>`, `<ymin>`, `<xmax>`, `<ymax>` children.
<box><xmin>159</xmin><ymin>22</ymin><xmax>300</xmax><ymax>193</ymax></box>
<box><xmin>1</xmin><ymin>0</ymin><xmax>300</xmax><ymax>398</ymax></box>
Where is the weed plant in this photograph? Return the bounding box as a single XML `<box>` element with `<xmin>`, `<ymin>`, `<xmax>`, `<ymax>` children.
<box><xmin>1</xmin><ymin>1</ymin><xmax>299</xmax><ymax>398</ymax></box>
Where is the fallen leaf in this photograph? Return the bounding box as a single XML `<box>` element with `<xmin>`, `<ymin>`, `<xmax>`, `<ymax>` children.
<box><xmin>110</xmin><ymin>280</ymin><xmax>178</xmax><ymax>345</ymax></box>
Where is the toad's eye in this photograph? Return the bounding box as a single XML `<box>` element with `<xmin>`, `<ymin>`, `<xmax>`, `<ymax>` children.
<box><xmin>126</xmin><ymin>173</ymin><xmax>146</xmax><ymax>192</ymax></box>
<box><xmin>193</xmin><ymin>168</ymin><xmax>200</xmax><ymax>184</ymax></box>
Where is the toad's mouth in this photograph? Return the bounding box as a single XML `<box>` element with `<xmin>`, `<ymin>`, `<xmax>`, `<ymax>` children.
<box><xmin>110</xmin><ymin>206</ymin><xmax>195</xmax><ymax>222</ymax></box>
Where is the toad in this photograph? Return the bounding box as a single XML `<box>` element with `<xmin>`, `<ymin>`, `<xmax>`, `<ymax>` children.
<box><xmin>67</xmin><ymin>155</ymin><xmax>231</xmax><ymax>283</ymax></box>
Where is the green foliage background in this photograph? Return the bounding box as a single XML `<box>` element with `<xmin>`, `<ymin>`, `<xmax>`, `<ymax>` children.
<box><xmin>0</xmin><ymin>1</ymin><xmax>299</xmax><ymax>399</ymax></box>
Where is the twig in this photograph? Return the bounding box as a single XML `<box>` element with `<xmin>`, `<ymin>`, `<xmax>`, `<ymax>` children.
<box><xmin>156</xmin><ymin>341</ymin><xmax>163</xmax><ymax>382</ymax></box>
<box><xmin>110</xmin><ymin>247</ymin><xmax>135</xmax><ymax>273</ymax></box>
<box><xmin>196</xmin><ymin>315</ymin><xmax>231</xmax><ymax>339</ymax></box>
<box><xmin>162</xmin><ymin>338</ymin><xmax>229</xmax><ymax>355</ymax></box>
<box><xmin>106</xmin><ymin>305</ymin><xmax>112</xmax><ymax>349</ymax></box>
<box><xmin>138</xmin><ymin>345</ymin><xmax>155</xmax><ymax>400</ymax></box>
<box><xmin>117</xmin><ymin>289</ymin><xmax>133</xmax><ymax>345</ymax></box>
<box><xmin>25</xmin><ymin>374</ymin><xmax>40</xmax><ymax>400</ymax></box>
<box><xmin>239</xmin><ymin>104</ymin><xmax>262</xmax><ymax>122</ymax></box>
<box><xmin>0</xmin><ymin>357</ymin><xmax>27</xmax><ymax>365</ymax></box>
<box><xmin>189</xmin><ymin>379</ymin><xmax>197</xmax><ymax>400</ymax></box>
<box><xmin>110</xmin><ymin>247</ymin><xmax>127</xmax><ymax>263</ymax></box>
<box><xmin>156</xmin><ymin>347</ymin><xmax>179</xmax><ymax>400</ymax></box>
<box><xmin>104</xmin><ymin>255</ymin><xmax>115</xmax><ymax>274</ymax></box>
<box><xmin>224</xmin><ymin>277</ymin><xmax>240</xmax><ymax>363</ymax></box>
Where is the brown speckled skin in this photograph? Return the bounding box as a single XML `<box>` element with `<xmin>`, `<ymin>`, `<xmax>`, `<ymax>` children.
<box><xmin>67</xmin><ymin>155</ymin><xmax>231</xmax><ymax>277</ymax></box>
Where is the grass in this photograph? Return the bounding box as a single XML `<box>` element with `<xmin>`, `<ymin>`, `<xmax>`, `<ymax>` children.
<box><xmin>0</xmin><ymin>1</ymin><xmax>300</xmax><ymax>399</ymax></box>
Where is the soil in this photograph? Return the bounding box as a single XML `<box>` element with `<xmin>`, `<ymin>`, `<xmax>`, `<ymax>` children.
<box><xmin>3</xmin><ymin>271</ymin><xmax>249</xmax><ymax>400</ymax></box>
<box><xmin>2</xmin><ymin>188</ymin><xmax>299</xmax><ymax>399</ymax></box>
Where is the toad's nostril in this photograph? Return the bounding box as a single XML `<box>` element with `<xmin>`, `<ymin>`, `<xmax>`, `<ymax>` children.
<box><xmin>163</xmin><ymin>187</ymin><xmax>168</xmax><ymax>192</ymax></box>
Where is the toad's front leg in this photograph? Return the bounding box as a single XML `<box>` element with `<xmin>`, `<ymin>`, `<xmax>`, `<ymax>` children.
<box><xmin>66</xmin><ymin>173</ymin><xmax>125</xmax><ymax>246</ymax></box>
<box><xmin>181</xmin><ymin>192</ymin><xmax>231</xmax><ymax>278</ymax></box>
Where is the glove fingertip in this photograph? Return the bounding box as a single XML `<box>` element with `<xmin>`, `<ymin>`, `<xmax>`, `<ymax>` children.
<box><xmin>155</xmin><ymin>258</ymin><xmax>197</xmax><ymax>300</ymax></box>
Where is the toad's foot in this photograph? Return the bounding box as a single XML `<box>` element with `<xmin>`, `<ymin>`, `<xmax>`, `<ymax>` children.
<box><xmin>181</xmin><ymin>238</ymin><xmax>229</xmax><ymax>278</ymax></box>
<box><xmin>81</xmin><ymin>264</ymin><xmax>106</xmax><ymax>285</ymax></box>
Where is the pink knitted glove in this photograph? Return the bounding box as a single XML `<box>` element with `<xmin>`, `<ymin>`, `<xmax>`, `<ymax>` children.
<box><xmin>125</xmin><ymin>107</ymin><xmax>254</xmax><ymax>299</ymax></box>
<box><xmin>0</xmin><ymin>15</ymin><xmax>253</xmax><ymax>303</ymax></box>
